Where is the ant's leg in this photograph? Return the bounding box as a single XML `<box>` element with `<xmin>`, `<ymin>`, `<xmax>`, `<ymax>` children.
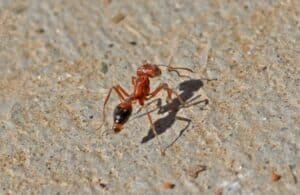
<box><xmin>135</xmin><ymin>98</ymin><xmax>161</xmax><ymax>114</ymax></box>
<box><xmin>145</xmin><ymin>108</ymin><xmax>165</xmax><ymax>156</ymax></box>
<box><xmin>115</xmin><ymin>84</ymin><xmax>130</xmax><ymax>97</ymax></box>
<box><xmin>97</xmin><ymin>85</ymin><xmax>129</xmax><ymax>131</ymax></box>
<box><xmin>130</xmin><ymin>98</ymin><xmax>162</xmax><ymax>122</ymax></box>
<box><xmin>131</xmin><ymin>76</ymin><xmax>136</xmax><ymax>85</ymax></box>
<box><xmin>148</xmin><ymin>83</ymin><xmax>185</xmax><ymax>106</ymax></box>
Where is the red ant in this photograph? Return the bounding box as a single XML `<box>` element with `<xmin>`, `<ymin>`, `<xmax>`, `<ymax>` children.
<box><xmin>98</xmin><ymin>63</ymin><xmax>193</xmax><ymax>155</ymax></box>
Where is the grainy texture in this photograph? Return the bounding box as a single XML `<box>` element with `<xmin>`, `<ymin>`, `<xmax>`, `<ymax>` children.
<box><xmin>0</xmin><ymin>0</ymin><xmax>299</xmax><ymax>194</ymax></box>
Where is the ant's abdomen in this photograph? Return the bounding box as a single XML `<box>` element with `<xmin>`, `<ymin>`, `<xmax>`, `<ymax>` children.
<box><xmin>113</xmin><ymin>102</ymin><xmax>132</xmax><ymax>133</ymax></box>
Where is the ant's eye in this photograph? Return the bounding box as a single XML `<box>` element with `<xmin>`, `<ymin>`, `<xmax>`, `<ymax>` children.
<box><xmin>113</xmin><ymin>105</ymin><xmax>132</xmax><ymax>124</ymax></box>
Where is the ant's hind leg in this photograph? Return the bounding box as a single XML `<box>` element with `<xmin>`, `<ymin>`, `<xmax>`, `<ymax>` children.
<box><xmin>97</xmin><ymin>85</ymin><xmax>129</xmax><ymax>132</ymax></box>
<box><xmin>135</xmin><ymin>98</ymin><xmax>162</xmax><ymax>115</ymax></box>
<box><xmin>145</xmin><ymin>108</ymin><xmax>165</xmax><ymax>156</ymax></box>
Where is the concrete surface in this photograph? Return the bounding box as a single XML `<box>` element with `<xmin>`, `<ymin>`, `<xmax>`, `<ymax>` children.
<box><xmin>0</xmin><ymin>0</ymin><xmax>299</xmax><ymax>194</ymax></box>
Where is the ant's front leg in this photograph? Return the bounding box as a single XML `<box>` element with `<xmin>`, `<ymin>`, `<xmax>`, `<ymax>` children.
<box><xmin>97</xmin><ymin>85</ymin><xmax>130</xmax><ymax>131</ymax></box>
<box><xmin>147</xmin><ymin>83</ymin><xmax>185</xmax><ymax>106</ymax></box>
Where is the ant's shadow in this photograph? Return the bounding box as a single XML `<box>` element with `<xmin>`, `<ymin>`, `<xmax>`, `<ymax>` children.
<box><xmin>140</xmin><ymin>79</ymin><xmax>208</xmax><ymax>144</ymax></box>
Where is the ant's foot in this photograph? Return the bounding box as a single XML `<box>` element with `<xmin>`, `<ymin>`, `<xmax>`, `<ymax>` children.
<box><xmin>166</xmin><ymin>97</ymin><xmax>172</xmax><ymax>104</ymax></box>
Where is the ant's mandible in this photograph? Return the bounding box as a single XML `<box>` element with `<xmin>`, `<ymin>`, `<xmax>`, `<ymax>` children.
<box><xmin>98</xmin><ymin>63</ymin><xmax>193</xmax><ymax>155</ymax></box>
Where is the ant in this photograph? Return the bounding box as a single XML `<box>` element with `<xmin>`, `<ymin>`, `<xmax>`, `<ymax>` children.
<box><xmin>98</xmin><ymin>63</ymin><xmax>193</xmax><ymax>155</ymax></box>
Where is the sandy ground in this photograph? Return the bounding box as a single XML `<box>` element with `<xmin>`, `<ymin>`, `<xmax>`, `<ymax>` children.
<box><xmin>0</xmin><ymin>0</ymin><xmax>299</xmax><ymax>194</ymax></box>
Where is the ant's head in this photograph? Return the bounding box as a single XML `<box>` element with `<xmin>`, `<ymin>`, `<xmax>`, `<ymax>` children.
<box><xmin>112</xmin><ymin>102</ymin><xmax>132</xmax><ymax>133</ymax></box>
<box><xmin>137</xmin><ymin>64</ymin><xmax>161</xmax><ymax>78</ymax></box>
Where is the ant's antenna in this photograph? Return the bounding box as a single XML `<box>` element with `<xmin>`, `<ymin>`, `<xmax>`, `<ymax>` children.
<box><xmin>157</xmin><ymin>64</ymin><xmax>193</xmax><ymax>78</ymax></box>
<box><xmin>159</xmin><ymin>55</ymin><xmax>194</xmax><ymax>78</ymax></box>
